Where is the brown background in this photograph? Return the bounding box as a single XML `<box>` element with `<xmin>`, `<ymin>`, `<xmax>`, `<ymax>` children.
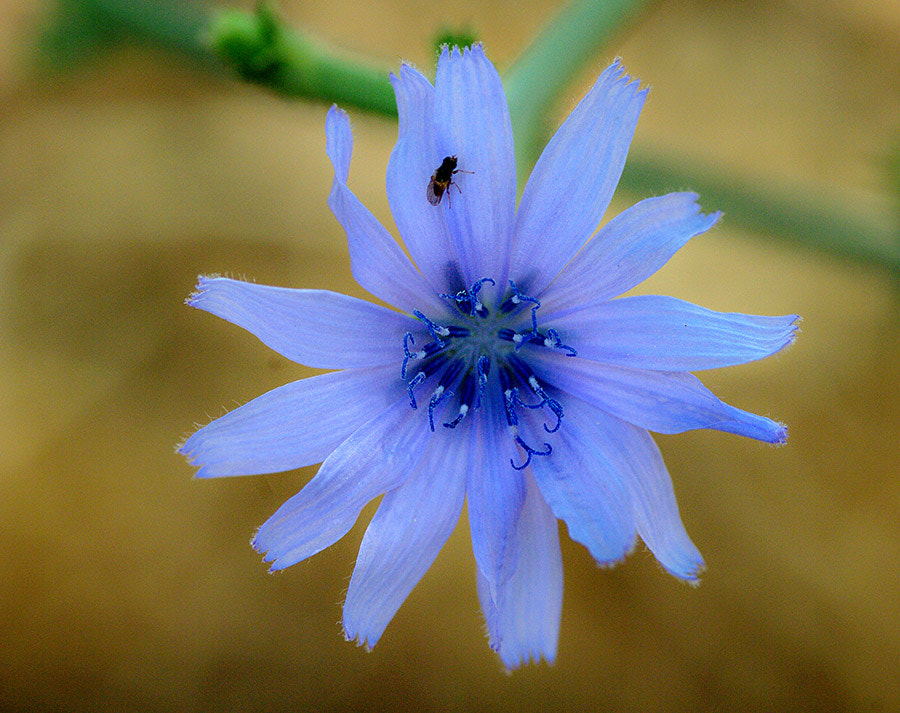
<box><xmin>1</xmin><ymin>0</ymin><xmax>898</xmax><ymax>710</ymax></box>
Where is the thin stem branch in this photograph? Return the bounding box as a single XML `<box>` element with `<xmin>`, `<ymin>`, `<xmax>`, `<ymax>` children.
<box><xmin>502</xmin><ymin>0</ymin><xmax>653</xmax><ymax>179</ymax></box>
<box><xmin>620</xmin><ymin>151</ymin><xmax>900</xmax><ymax>274</ymax></box>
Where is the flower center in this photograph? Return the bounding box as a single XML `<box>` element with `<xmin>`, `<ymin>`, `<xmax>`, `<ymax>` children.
<box><xmin>400</xmin><ymin>278</ymin><xmax>577</xmax><ymax>470</ymax></box>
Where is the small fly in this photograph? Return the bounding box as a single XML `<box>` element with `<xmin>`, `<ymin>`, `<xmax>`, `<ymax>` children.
<box><xmin>426</xmin><ymin>155</ymin><xmax>472</xmax><ymax>206</ymax></box>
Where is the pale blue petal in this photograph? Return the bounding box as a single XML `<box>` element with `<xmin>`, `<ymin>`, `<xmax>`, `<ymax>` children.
<box><xmin>433</xmin><ymin>45</ymin><xmax>516</xmax><ymax>289</ymax></box>
<box><xmin>541</xmin><ymin>193</ymin><xmax>720</xmax><ymax>308</ymax></box>
<box><xmin>511</xmin><ymin>60</ymin><xmax>646</xmax><ymax>295</ymax></box>
<box><xmin>188</xmin><ymin>276</ymin><xmax>419</xmax><ymax>369</ymax></box>
<box><xmin>566</xmin><ymin>397</ymin><xmax>704</xmax><ymax>580</ymax></box>
<box><xmin>546</xmin><ymin>295</ymin><xmax>799</xmax><ymax>371</ymax></box>
<box><xmin>325</xmin><ymin>106</ymin><xmax>444</xmax><ymax>314</ymax></box>
<box><xmin>342</xmin><ymin>430</ymin><xmax>468</xmax><ymax>649</ymax></box>
<box><xmin>252</xmin><ymin>398</ymin><xmax>429</xmax><ymax>570</ymax></box>
<box><xmin>179</xmin><ymin>365</ymin><xmax>403</xmax><ymax>478</ymax></box>
<box><xmin>525</xmin><ymin>405</ymin><xmax>636</xmax><ymax>567</ymax></box>
<box><xmin>386</xmin><ymin>65</ymin><xmax>458</xmax><ymax>292</ymax></box>
<box><xmin>476</xmin><ymin>471</ymin><xmax>562</xmax><ymax>670</ymax></box>
<box><xmin>466</xmin><ymin>395</ymin><xmax>526</xmax><ymax>606</ymax></box>
<box><xmin>528</xmin><ymin>350</ymin><xmax>787</xmax><ymax>443</ymax></box>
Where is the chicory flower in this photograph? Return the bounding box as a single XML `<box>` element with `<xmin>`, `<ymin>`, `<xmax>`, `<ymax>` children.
<box><xmin>180</xmin><ymin>45</ymin><xmax>797</xmax><ymax>669</ymax></box>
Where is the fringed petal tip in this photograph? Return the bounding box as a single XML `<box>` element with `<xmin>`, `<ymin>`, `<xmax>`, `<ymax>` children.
<box><xmin>251</xmin><ymin>531</ymin><xmax>284</xmax><ymax>573</ymax></box>
<box><xmin>389</xmin><ymin>61</ymin><xmax>426</xmax><ymax>87</ymax></box>
<box><xmin>500</xmin><ymin>650</ymin><xmax>557</xmax><ymax>674</ymax></box>
<box><xmin>607</xmin><ymin>55</ymin><xmax>645</xmax><ymax>89</ymax></box>
<box><xmin>783</xmin><ymin>314</ymin><xmax>803</xmax><ymax>351</ymax></box>
<box><xmin>768</xmin><ymin>421</ymin><xmax>789</xmax><ymax>446</ymax></box>
<box><xmin>175</xmin><ymin>429</ymin><xmax>217</xmax><ymax>479</ymax></box>
<box><xmin>184</xmin><ymin>273</ymin><xmax>220</xmax><ymax>308</ymax></box>
<box><xmin>343</xmin><ymin>630</ymin><xmax>376</xmax><ymax>654</ymax></box>
<box><xmin>487</xmin><ymin>621</ymin><xmax>558</xmax><ymax>673</ymax></box>
<box><xmin>640</xmin><ymin>538</ymin><xmax>706</xmax><ymax>584</ymax></box>
<box><xmin>665</xmin><ymin>557</ymin><xmax>706</xmax><ymax>586</ymax></box>
<box><xmin>592</xmin><ymin>536</ymin><xmax>638</xmax><ymax>570</ymax></box>
<box><xmin>438</xmin><ymin>41</ymin><xmax>484</xmax><ymax>59</ymax></box>
<box><xmin>325</xmin><ymin>104</ymin><xmax>352</xmax><ymax>183</ymax></box>
<box><xmin>176</xmin><ymin>438</ymin><xmax>199</xmax><ymax>469</ymax></box>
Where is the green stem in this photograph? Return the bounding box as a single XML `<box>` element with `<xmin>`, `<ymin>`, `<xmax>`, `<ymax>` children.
<box><xmin>38</xmin><ymin>0</ymin><xmax>900</xmax><ymax>274</ymax></box>
<box><xmin>208</xmin><ymin>3</ymin><xmax>396</xmax><ymax>115</ymax></box>
<box><xmin>620</xmin><ymin>151</ymin><xmax>900</xmax><ymax>273</ymax></box>
<box><xmin>503</xmin><ymin>0</ymin><xmax>654</xmax><ymax>180</ymax></box>
<box><xmin>40</xmin><ymin>0</ymin><xmax>213</xmax><ymax>67</ymax></box>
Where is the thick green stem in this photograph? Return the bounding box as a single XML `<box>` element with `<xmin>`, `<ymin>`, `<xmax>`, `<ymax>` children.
<box><xmin>39</xmin><ymin>0</ymin><xmax>213</xmax><ymax>68</ymax></box>
<box><xmin>208</xmin><ymin>4</ymin><xmax>396</xmax><ymax>115</ymax></box>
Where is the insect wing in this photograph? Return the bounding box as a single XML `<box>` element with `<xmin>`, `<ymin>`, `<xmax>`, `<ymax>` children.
<box><xmin>426</xmin><ymin>177</ymin><xmax>444</xmax><ymax>205</ymax></box>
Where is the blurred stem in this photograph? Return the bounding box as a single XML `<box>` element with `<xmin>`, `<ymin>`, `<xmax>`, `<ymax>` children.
<box><xmin>208</xmin><ymin>2</ymin><xmax>396</xmax><ymax>115</ymax></box>
<box><xmin>503</xmin><ymin>0</ymin><xmax>653</xmax><ymax>181</ymax></box>
<box><xmin>621</xmin><ymin>151</ymin><xmax>900</xmax><ymax>274</ymax></box>
<box><xmin>39</xmin><ymin>0</ymin><xmax>212</xmax><ymax>68</ymax></box>
<box><xmin>38</xmin><ymin>0</ymin><xmax>900</xmax><ymax>274</ymax></box>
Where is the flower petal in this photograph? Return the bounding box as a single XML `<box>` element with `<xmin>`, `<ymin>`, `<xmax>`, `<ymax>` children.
<box><xmin>541</xmin><ymin>192</ymin><xmax>720</xmax><ymax>308</ymax></box>
<box><xmin>528</xmin><ymin>350</ymin><xmax>786</xmax><ymax>443</ymax></box>
<box><xmin>476</xmin><ymin>471</ymin><xmax>562</xmax><ymax>670</ymax></box>
<box><xmin>564</xmin><ymin>397</ymin><xmax>704</xmax><ymax>580</ymax></box>
<box><xmin>325</xmin><ymin>105</ymin><xmax>445</xmax><ymax>314</ymax></box>
<box><xmin>252</xmin><ymin>398</ymin><xmax>429</xmax><ymax>570</ymax></box>
<box><xmin>510</xmin><ymin>60</ymin><xmax>646</xmax><ymax>295</ymax></box>
<box><xmin>546</xmin><ymin>295</ymin><xmax>799</xmax><ymax>371</ymax></box>
<box><xmin>433</xmin><ymin>44</ymin><xmax>516</xmax><ymax>288</ymax></box>
<box><xmin>188</xmin><ymin>276</ymin><xmax>418</xmax><ymax>369</ymax></box>
<box><xmin>525</xmin><ymin>406</ymin><xmax>636</xmax><ymax>567</ymax></box>
<box><xmin>179</xmin><ymin>365</ymin><xmax>403</xmax><ymax>478</ymax></box>
<box><xmin>466</xmin><ymin>395</ymin><xmax>526</xmax><ymax>606</ymax></box>
<box><xmin>342</xmin><ymin>429</ymin><xmax>468</xmax><ymax>649</ymax></box>
<box><xmin>386</xmin><ymin>64</ymin><xmax>459</xmax><ymax>292</ymax></box>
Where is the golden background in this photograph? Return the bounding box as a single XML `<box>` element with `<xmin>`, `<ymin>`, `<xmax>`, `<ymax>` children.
<box><xmin>1</xmin><ymin>0</ymin><xmax>898</xmax><ymax>710</ymax></box>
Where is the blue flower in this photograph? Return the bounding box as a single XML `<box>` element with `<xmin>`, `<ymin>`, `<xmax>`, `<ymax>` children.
<box><xmin>180</xmin><ymin>45</ymin><xmax>797</xmax><ymax>669</ymax></box>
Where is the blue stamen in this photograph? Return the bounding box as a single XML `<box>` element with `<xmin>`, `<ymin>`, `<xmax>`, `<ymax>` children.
<box><xmin>503</xmin><ymin>387</ymin><xmax>519</xmax><ymax>426</ymax></box>
<box><xmin>502</xmin><ymin>281</ymin><xmax>542</xmax><ymax>349</ymax></box>
<box><xmin>407</xmin><ymin>371</ymin><xmax>426</xmax><ymax>409</ymax></box>
<box><xmin>546</xmin><ymin>328</ymin><xmax>577</xmax><ymax>357</ymax></box>
<box><xmin>440</xmin><ymin>278</ymin><xmax>496</xmax><ymax>317</ymax></box>
<box><xmin>505</xmin><ymin>355</ymin><xmax>564</xmax><ymax>433</ymax></box>
<box><xmin>413</xmin><ymin>310</ymin><xmax>450</xmax><ymax>346</ymax></box>
<box><xmin>443</xmin><ymin>407</ymin><xmax>468</xmax><ymax>429</ymax></box>
<box><xmin>444</xmin><ymin>373</ymin><xmax>475</xmax><ymax>429</ymax></box>
<box><xmin>401</xmin><ymin>332</ymin><xmax>416</xmax><ymax>379</ymax></box>
<box><xmin>510</xmin><ymin>435</ymin><xmax>552</xmax><ymax>471</ymax></box>
<box><xmin>404</xmin><ymin>283</ymin><xmax>567</xmax><ymax>462</ymax></box>
<box><xmin>428</xmin><ymin>386</ymin><xmax>454</xmax><ymax>431</ymax></box>
<box><xmin>475</xmin><ymin>355</ymin><xmax>490</xmax><ymax>409</ymax></box>
<box><xmin>506</xmin><ymin>354</ymin><xmax>532</xmax><ymax>383</ymax></box>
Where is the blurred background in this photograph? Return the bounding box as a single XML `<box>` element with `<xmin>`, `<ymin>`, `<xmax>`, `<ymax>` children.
<box><xmin>1</xmin><ymin>0</ymin><xmax>898</xmax><ymax>710</ymax></box>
